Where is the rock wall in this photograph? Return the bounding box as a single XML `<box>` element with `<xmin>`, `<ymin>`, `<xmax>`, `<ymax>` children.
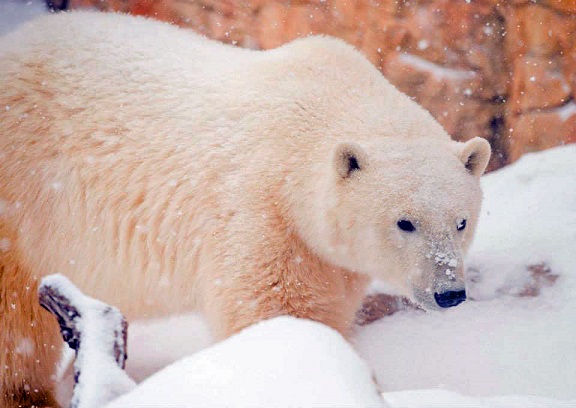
<box><xmin>68</xmin><ymin>0</ymin><xmax>576</xmax><ymax>169</ymax></box>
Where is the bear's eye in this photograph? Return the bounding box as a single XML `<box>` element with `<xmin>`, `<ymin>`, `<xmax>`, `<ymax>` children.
<box><xmin>397</xmin><ymin>220</ymin><xmax>416</xmax><ymax>233</ymax></box>
<box><xmin>348</xmin><ymin>155</ymin><xmax>360</xmax><ymax>173</ymax></box>
<box><xmin>457</xmin><ymin>219</ymin><xmax>467</xmax><ymax>231</ymax></box>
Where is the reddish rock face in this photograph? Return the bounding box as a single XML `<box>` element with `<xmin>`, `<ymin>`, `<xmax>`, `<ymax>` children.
<box><xmin>69</xmin><ymin>0</ymin><xmax>576</xmax><ymax>169</ymax></box>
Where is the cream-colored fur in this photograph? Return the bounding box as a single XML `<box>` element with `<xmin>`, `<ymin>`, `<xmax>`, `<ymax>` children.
<box><xmin>0</xmin><ymin>11</ymin><xmax>490</xmax><ymax>406</ymax></box>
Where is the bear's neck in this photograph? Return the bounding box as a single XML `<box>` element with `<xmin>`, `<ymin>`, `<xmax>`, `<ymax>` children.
<box><xmin>272</xmin><ymin>231</ymin><xmax>369</xmax><ymax>335</ymax></box>
<box><xmin>214</xmin><ymin>227</ymin><xmax>370</xmax><ymax>340</ymax></box>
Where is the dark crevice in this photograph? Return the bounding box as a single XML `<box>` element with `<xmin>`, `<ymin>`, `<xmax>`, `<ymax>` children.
<box><xmin>489</xmin><ymin>115</ymin><xmax>505</xmax><ymax>139</ymax></box>
<box><xmin>486</xmin><ymin>114</ymin><xmax>508</xmax><ymax>171</ymax></box>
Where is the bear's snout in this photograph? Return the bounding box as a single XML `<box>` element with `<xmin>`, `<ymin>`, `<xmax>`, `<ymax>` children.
<box><xmin>434</xmin><ymin>290</ymin><xmax>467</xmax><ymax>308</ymax></box>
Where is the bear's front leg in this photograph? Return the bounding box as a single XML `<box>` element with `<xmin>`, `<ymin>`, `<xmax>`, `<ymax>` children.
<box><xmin>39</xmin><ymin>275</ymin><xmax>136</xmax><ymax>408</ymax></box>
<box><xmin>0</xmin><ymin>252</ymin><xmax>63</xmax><ymax>408</ymax></box>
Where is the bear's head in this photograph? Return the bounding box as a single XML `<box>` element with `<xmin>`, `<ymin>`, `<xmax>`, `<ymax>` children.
<box><xmin>271</xmin><ymin>35</ymin><xmax>491</xmax><ymax>310</ymax></box>
<box><xmin>308</xmin><ymin>136</ymin><xmax>491</xmax><ymax>311</ymax></box>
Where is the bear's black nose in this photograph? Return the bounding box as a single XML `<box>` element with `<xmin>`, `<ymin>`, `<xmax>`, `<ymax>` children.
<box><xmin>434</xmin><ymin>290</ymin><xmax>467</xmax><ymax>308</ymax></box>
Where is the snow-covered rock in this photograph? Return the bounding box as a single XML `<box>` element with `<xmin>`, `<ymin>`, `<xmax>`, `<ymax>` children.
<box><xmin>105</xmin><ymin>317</ymin><xmax>386</xmax><ymax>408</ymax></box>
<box><xmin>40</xmin><ymin>274</ymin><xmax>136</xmax><ymax>408</ymax></box>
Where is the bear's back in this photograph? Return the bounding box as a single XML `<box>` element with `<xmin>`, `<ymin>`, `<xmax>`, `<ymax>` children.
<box><xmin>1</xmin><ymin>11</ymin><xmax>443</xmax><ymax>146</ymax></box>
<box><xmin>0</xmin><ymin>11</ymin><xmax>250</xmax><ymax>76</ymax></box>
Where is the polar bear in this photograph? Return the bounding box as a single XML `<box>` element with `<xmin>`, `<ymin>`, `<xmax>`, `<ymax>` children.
<box><xmin>0</xmin><ymin>11</ymin><xmax>490</xmax><ymax>407</ymax></box>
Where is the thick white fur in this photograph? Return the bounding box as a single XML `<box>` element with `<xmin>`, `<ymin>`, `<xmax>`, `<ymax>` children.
<box><xmin>0</xmin><ymin>11</ymin><xmax>489</xmax><ymax>406</ymax></box>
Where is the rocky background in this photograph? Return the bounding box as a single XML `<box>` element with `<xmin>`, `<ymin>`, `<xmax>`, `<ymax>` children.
<box><xmin>66</xmin><ymin>0</ymin><xmax>576</xmax><ymax>170</ymax></box>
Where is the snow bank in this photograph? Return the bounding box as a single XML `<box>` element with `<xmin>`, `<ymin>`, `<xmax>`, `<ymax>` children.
<box><xmin>106</xmin><ymin>317</ymin><xmax>386</xmax><ymax>408</ymax></box>
<box><xmin>466</xmin><ymin>144</ymin><xmax>576</xmax><ymax>301</ymax></box>
<box><xmin>126</xmin><ymin>313</ymin><xmax>213</xmax><ymax>383</ymax></box>
<box><xmin>383</xmin><ymin>389</ymin><xmax>572</xmax><ymax>408</ymax></box>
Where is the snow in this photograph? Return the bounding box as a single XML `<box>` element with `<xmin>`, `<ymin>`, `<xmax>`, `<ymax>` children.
<box><xmin>398</xmin><ymin>53</ymin><xmax>476</xmax><ymax>81</ymax></box>
<box><xmin>555</xmin><ymin>101</ymin><xmax>576</xmax><ymax>122</ymax></box>
<box><xmin>125</xmin><ymin>313</ymin><xmax>212</xmax><ymax>383</ymax></box>
<box><xmin>106</xmin><ymin>317</ymin><xmax>386</xmax><ymax>408</ymax></box>
<box><xmin>466</xmin><ymin>144</ymin><xmax>576</xmax><ymax>302</ymax></box>
<box><xmin>383</xmin><ymin>389</ymin><xmax>571</xmax><ymax>408</ymax></box>
<box><xmin>0</xmin><ymin>237</ymin><xmax>12</xmax><ymax>251</ymax></box>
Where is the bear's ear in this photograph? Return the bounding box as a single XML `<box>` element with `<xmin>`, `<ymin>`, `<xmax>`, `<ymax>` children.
<box><xmin>334</xmin><ymin>143</ymin><xmax>367</xmax><ymax>179</ymax></box>
<box><xmin>459</xmin><ymin>137</ymin><xmax>491</xmax><ymax>177</ymax></box>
